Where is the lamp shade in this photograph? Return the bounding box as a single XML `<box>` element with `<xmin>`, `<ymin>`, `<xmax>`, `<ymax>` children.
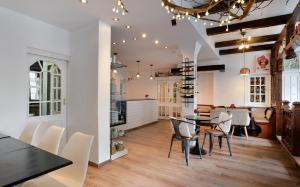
<box><xmin>240</xmin><ymin>67</ymin><xmax>250</xmax><ymax>76</ymax></box>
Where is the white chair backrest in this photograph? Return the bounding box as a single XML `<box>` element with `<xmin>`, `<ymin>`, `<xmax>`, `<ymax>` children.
<box><xmin>179</xmin><ymin>122</ymin><xmax>195</xmax><ymax>138</ymax></box>
<box><xmin>216</xmin><ymin>112</ymin><xmax>233</xmax><ymax>134</ymax></box>
<box><xmin>227</xmin><ymin>109</ymin><xmax>250</xmax><ymax>127</ymax></box>
<box><xmin>37</xmin><ymin>126</ymin><xmax>65</xmax><ymax>154</ymax></box>
<box><xmin>51</xmin><ymin>132</ymin><xmax>94</xmax><ymax>187</ymax></box>
<box><xmin>19</xmin><ymin>123</ymin><xmax>40</xmax><ymax>145</ymax></box>
<box><xmin>210</xmin><ymin>108</ymin><xmax>226</xmax><ymax>123</ymax></box>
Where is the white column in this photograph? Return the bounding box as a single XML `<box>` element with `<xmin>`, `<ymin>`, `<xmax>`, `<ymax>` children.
<box><xmin>97</xmin><ymin>21</ymin><xmax>111</xmax><ymax>163</ymax></box>
<box><xmin>194</xmin><ymin>41</ymin><xmax>202</xmax><ymax>109</ymax></box>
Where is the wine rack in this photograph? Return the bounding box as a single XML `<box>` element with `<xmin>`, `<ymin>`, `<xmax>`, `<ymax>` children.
<box><xmin>181</xmin><ymin>59</ymin><xmax>195</xmax><ymax>104</ymax></box>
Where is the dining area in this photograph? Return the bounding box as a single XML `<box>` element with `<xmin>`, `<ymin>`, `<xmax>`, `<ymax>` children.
<box><xmin>168</xmin><ymin>107</ymin><xmax>252</xmax><ymax>166</ymax></box>
<box><xmin>0</xmin><ymin>124</ymin><xmax>93</xmax><ymax>187</ymax></box>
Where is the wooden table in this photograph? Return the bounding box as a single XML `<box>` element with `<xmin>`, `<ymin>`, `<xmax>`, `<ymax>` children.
<box><xmin>0</xmin><ymin>134</ymin><xmax>72</xmax><ymax>187</ymax></box>
<box><xmin>185</xmin><ymin>115</ymin><xmax>212</xmax><ymax>156</ymax></box>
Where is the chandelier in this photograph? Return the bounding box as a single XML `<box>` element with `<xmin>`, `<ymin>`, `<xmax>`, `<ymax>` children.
<box><xmin>161</xmin><ymin>0</ymin><xmax>273</xmax><ymax>31</ymax></box>
<box><xmin>238</xmin><ymin>30</ymin><xmax>251</xmax><ymax>50</ymax></box>
<box><xmin>112</xmin><ymin>0</ymin><xmax>128</xmax><ymax>16</ymax></box>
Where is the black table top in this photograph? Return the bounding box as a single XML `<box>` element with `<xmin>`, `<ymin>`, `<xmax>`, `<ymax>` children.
<box><xmin>0</xmin><ymin>135</ymin><xmax>72</xmax><ymax>187</ymax></box>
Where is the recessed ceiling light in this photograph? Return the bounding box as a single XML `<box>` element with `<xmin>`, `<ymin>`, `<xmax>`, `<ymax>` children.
<box><xmin>125</xmin><ymin>25</ymin><xmax>131</xmax><ymax>29</ymax></box>
<box><xmin>164</xmin><ymin>46</ymin><xmax>168</xmax><ymax>49</ymax></box>
<box><xmin>154</xmin><ymin>40</ymin><xmax>159</xmax><ymax>44</ymax></box>
<box><xmin>142</xmin><ymin>33</ymin><xmax>147</xmax><ymax>38</ymax></box>
<box><xmin>133</xmin><ymin>37</ymin><xmax>137</xmax><ymax>41</ymax></box>
<box><xmin>113</xmin><ymin>18</ymin><xmax>119</xmax><ymax>22</ymax></box>
<box><xmin>122</xmin><ymin>40</ymin><xmax>126</xmax><ymax>43</ymax></box>
<box><xmin>113</xmin><ymin>42</ymin><xmax>117</xmax><ymax>45</ymax></box>
<box><xmin>80</xmin><ymin>0</ymin><xmax>88</xmax><ymax>4</ymax></box>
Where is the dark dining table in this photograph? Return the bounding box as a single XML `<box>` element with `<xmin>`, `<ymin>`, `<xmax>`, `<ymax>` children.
<box><xmin>0</xmin><ymin>133</ymin><xmax>72</xmax><ymax>187</ymax></box>
<box><xmin>185</xmin><ymin>115</ymin><xmax>211</xmax><ymax>156</ymax></box>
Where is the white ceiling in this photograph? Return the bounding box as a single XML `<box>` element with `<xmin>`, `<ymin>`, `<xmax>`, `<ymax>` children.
<box><xmin>0</xmin><ymin>0</ymin><xmax>297</xmax><ymax>68</ymax></box>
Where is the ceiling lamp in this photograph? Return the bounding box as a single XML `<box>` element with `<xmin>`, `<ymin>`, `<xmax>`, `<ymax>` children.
<box><xmin>80</xmin><ymin>0</ymin><xmax>88</xmax><ymax>4</ymax></box>
<box><xmin>161</xmin><ymin>0</ymin><xmax>274</xmax><ymax>31</ymax></box>
<box><xmin>149</xmin><ymin>64</ymin><xmax>154</xmax><ymax>80</ymax></box>
<box><xmin>238</xmin><ymin>30</ymin><xmax>251</xmax><ymax>50</ymax></box>
<box><xmin>240</xmin><ymin>45</ymin><xmax>250</xmax><ymax>76</ymax></box>
<box><xmin>136</xmin><ymin>61</ymin><xmax>141</xmax><ymax>78</ymax></box>
<box><xmin>112</xmin><ymin>0</ymin><xmax>128</xmax><ymax>15</ymax></box>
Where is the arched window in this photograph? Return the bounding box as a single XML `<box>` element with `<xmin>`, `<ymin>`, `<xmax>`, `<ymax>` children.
<box><xmin>29</xmin><ymin>60</ymin><xmax>62</xmax><ymax>116</ymax></box>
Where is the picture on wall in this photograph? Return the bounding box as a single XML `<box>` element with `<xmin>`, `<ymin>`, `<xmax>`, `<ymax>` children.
<box><xmin>255</xmin><ymin>55</ymin><xmax>270</xmax><ymax>73</ymax></box>
<box><xmin>283</xmin><ymin>52</ymin><xmax>300</xmax><ymax>71</ymax></box>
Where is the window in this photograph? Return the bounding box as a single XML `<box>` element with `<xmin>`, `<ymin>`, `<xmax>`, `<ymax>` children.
<box><xmin>29</xmin><ymin>60</ymin><xmax>62</xmax><ymax>117</ymax></box>
<box><xmin>246</xmin><ymin>75</ymin><xmax>270</xmax><ymax>107</ymax></box>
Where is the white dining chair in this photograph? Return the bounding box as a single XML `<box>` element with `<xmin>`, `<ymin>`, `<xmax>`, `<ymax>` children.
<box><xmin>21</xmin><ymin>132</ymin><xmax>94</xmax><ymax>187</ymax></box>
<box><xmin>37</xmin><ymin>125</ymin><xmax>65</xmax><ymax>155</ymax></box>
<box><xmin>19</xmin><ymin>123</ymin><xmax>41</xmax><ymax>145</ymax></box>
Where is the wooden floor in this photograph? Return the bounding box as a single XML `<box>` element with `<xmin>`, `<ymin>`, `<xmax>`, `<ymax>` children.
<box><xmin>85</xmin><ymin>120</ymin><xmax>300</xmax><ymax>187</ymax></box>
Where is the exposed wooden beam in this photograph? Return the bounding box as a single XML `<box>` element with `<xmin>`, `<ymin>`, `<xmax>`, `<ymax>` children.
<box><xmin>215</xmin><ymin>34</ymin><xmax>279</xmax><ymax>48</ymax></box>
<box><xmin>171</xmin><ymin>65</ymin><xmax>225</xmax><ymax>75</ymax></box>
<box><xmin>219</xmin><ymin>44</ymin><xmax>274</xmax><ymax>55</ymax></box>
<box><xmin>207</xmin><ymin>14</ymin><xmax>292</xmax><ymax>36</ymax></box>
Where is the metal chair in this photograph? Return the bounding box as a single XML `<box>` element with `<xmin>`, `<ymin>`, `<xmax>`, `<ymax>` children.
<box><xmin>168</xmin><ymin>117</ymin><xmax>201</xmax><ymax>166</ymax></box>
<box><xmin>202</xmin><ymin>112</ymin><xmax>233</xmax><ymax>156</ymax></box>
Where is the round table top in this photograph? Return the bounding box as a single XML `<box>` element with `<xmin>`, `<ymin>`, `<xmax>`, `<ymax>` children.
<box><xmin>185</xmin><ymin>115</ymin><xmax>211</xmax><ymax>121</ymax></box>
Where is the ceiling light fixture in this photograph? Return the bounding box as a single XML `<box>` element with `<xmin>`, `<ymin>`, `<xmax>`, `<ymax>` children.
<box><xmin>80</xmin><ymin>0</ymin><xmax>88</xmax><ymax>4</ymax></box>
<box><xmin>122</xmin><ymin>40</ymin><xmax>126</xmax><ymax>43</ymax></box>
<box><xmin>133</xmin><ymin>37</ymin><xmax>137</xmax><ymax>41</ymax></box>
<box><xmin>238</xmin><ymin>30</ymin><xmax>251</xmax><ymax>50</ymax></box>
<box><xmin>161</xmin><ymin>0</ymin><xmax>274</xmax><ymax>33</ymax></box>
<box><xmin>164</xmin><ymin>46</ymin><xmax>168</xmax><ymax>49</ymax></box>
<box><xmin>149</xmin><ymin>64</ymin><xmax>154</xmax><ymax>80</ymax></box>
<box><xmin>155</xmin><ymin>40</ymin><xmax>159</xmax><ymax>45</ymax></box>
<box><xmin>125</xmin><ymin>25</ymin><xmax>131</xmax><ymax>29</ymax></box>
<box><xmin>136</xmin><ymin>60</ymin><xmax>141</xmax><ymax>78</ymax></box>
<box><xmin>112</xmin><ymin>0</ymin><xmax>128</xmax><ymax>16</ymax></box>
<box><xmin>142</xmin><ymin>33</ymin><xmax>147</xmax><ymax>38</ymax></box>
<box><xmin>113</xmin><ymin>18</ymin><xmax>119</xmax><ymax>22</ymax></box>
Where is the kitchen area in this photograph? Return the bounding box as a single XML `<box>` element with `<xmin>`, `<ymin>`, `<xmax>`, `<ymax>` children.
<box><xmin>110</xmin><ymin>54</ymin><xmax>159</xmax><ymax>160</ymax></box>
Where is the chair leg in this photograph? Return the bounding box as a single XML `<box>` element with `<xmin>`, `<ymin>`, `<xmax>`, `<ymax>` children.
<box><xmin>244</xmin><ymin>127</ymin><xmax>248</xmax><ymax>140</ymax></box>
<box><xmin>226</xmin><ymin>136</ymin><xmax>232</xmax><ymax>156</ymax></box>
<box><xmin>168</xmin><ymin>135</ymin><xmax>175</xmax><ymax>158</ymax></box>
<box><xmin>181</xmin><ymin>140</ymin><xmax>184</xmax><ymax>153</ymax></box>
<box><xmin>209</xmin><ymin>134</ymin><xmax>214</xmax><ymax>156</ymax></box>
<box><xmin>184</xmin><ymin>139</ymin><xmax>190</xmax><ymax>166</ymax></box>
<box><xmin>218</xmin><ymin>136</ymin><xmax>222</xmax><ymax>149</ymax></box>
<box><xmin>198</xmin><ymin>137</ymin><xmax>202</xmax><ymax>159</ymax></box>
<box><xmin>202</xmin><ymin>132</ymin><xmax>207</xmax><ymax>149</ymax></box>
<box><xmin>231</xmin><ymin>126</ymin><xmax>235</xmax><ymax>139</ymax></box>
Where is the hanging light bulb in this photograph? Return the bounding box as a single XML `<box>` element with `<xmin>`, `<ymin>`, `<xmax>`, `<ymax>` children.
<box><xmin>149</xmin><ymin>64</ymin><xmax>154</xmax><ymax>80</ymax></box>
<box><xmin>136</xmin><ymin>60</ymin><xmax>141</xmax><ymax>79</ymax></box>
<box><xmin>113</xmin><ymin>69</ymin><xmax>118</xmax><ymax>74</ymax></box>
<box><xmin>205</xmin><ymin>11</ymin><xmax>209</xmax><ymax>16</ymax></box>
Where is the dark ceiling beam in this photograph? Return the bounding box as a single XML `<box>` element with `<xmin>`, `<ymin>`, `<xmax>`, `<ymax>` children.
<box><xmin>215</xmin><ymin>34</ymin><xmax>279</xmax><ymax>48</ymax></box>
<box><xmin>219</xmin><ymin>44</ymin><xmax>274</xmax><ymax>55</ymax></box>
<box><xmin>207</xmin><ymin>14</ymin><xmax>292</xmax><ymax>36</ymax></box>
<box><xmin>171</xmin><ymin>65</ymin><xmax>225</xmax><ymax>75</ymax></box>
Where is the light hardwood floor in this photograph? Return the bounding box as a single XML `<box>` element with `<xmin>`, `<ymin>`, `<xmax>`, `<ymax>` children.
<box><xmin>85</xmin><ymin>120</ymin><xmax>300</xmax><ymax>187</ymax></box>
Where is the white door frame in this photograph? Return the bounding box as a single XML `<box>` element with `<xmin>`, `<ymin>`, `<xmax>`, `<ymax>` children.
<box><xmin>26</xmin><ymin>48</ymin><xmax>69</xmax><ymax>145</ymax></box>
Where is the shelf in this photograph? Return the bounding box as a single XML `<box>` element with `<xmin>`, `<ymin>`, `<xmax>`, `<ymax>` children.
<box><xmin>111</xmin><ymin>148</ymin><xmax>128</xmax><ymax>160</ymax></box>
<box><xmin>276</xmin><ymin>135</ymin><xmax>300</xmax><ymax>167</ymax></box>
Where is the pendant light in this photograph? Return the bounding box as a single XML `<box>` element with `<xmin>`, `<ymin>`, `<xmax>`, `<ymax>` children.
<box><xmin>240</xmin><ymin>49</ymin><xmax>250</xmax><ymax>76</ymax></box>
<box><xmin>136</xmin><ymin>60</ymin><xmax>141</xmax><ymax>78</ymax></box>
<box><xmin>149</xmin><ymin>64</ymin><xmax>154</xmax><ymax>80</ymax></box>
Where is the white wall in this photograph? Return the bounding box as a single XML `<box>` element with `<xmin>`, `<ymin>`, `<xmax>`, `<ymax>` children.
<box><xmin>213</xmin><ymin>50</ymin><xmax>271</xmax><ymax>106</ymax></box>
<box><xmin>68</xmin><ymin>23</ymin><xmax>99</xmax><ymax>163</ymax></box>
<box><xmin>197</xmin><ymin>72</ymin><xmax>214</xmax><ymax>104</ymax></box>
<box><xmin>0</xmin><ymin>7</ymin><xmax>70</xmax><ymax>137</ymax></box>
<box><xmin>68</xmin><ymin>21</ymin><xmax>111</xmax><ymax>164</ymax></box>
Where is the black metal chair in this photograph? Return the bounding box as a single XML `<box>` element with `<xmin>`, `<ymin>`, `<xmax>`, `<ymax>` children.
<box><xmin>168</xmin><ymin>117</ymin><xmax>201</xmax><ymax>166</ymax></box>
